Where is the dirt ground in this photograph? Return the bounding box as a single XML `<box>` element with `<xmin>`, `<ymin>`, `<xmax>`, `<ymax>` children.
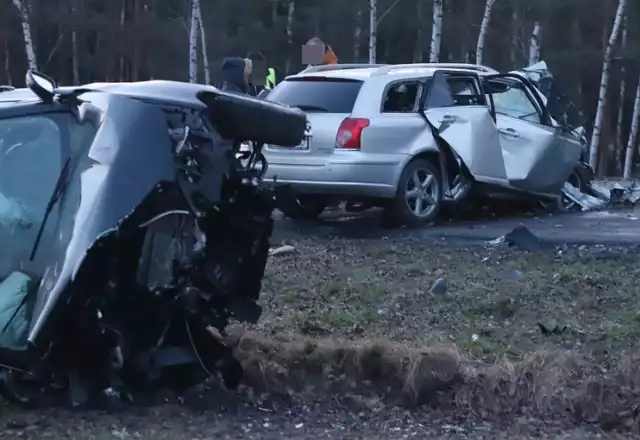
<box><xmin>4</xmin><ymin>232</ymin><xmax>640</xmax><ymax>438</ymax></box>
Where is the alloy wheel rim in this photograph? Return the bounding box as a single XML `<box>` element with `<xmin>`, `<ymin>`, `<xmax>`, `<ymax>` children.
<box><xmin>405</xmin><ymin>169</ymin><xmax>439</xmax><ymax>218</ymax></box>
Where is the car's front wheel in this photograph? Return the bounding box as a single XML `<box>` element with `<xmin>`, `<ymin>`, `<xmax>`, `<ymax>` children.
<box><xmin>558</xmin><ymin>169</ymin><xmax>587</xmax><ymax>212</ymax></box>
<box><xmin>385</xmin><ymin>159</ymin><xmax>443</xmax><ymax>225</ymax></box>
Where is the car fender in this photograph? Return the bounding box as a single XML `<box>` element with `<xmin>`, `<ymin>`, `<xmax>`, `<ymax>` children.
<box><xmin>394</xmin><ymin>122</ymin><xmax>472</xmax><ymax>199</ymax></box>
<box><xmin>392</xmin><ymin>142</ymin><xmax>442</xmax><ymax>190</ymax></box>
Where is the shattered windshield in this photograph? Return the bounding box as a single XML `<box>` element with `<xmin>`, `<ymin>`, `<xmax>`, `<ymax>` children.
<box><xmin>0</xmin><ymin>112</ymin><xmax>96</xmax><ymax>350</ymax></box>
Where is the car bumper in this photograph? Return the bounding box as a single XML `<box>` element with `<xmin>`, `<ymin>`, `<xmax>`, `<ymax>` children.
<box><xmin>264</xmin><ymin>152</ymin><xmax>407</xmax><ymax>198</ymax></box>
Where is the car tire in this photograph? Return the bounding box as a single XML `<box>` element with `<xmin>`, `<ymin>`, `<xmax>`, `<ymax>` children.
<box><xmin>279</xmin><ymin>196</ymin><xmax>328</xmax><ymax>220</ymax></box>
<box><xmin>385</xmin><ymin>159</ymin><xmax>443</xmax><ymax>225</ymax></box>
<box><xmin>196</xmin><ymin>91</ymin><xmax>307</xmax><ymax>147</ymax></box>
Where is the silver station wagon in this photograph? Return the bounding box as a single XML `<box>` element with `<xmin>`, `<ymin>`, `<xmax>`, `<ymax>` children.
<box><xmin>264</xmin><ymin>63</ymin><xmax>588</xmax><ymax>224</ymax></box>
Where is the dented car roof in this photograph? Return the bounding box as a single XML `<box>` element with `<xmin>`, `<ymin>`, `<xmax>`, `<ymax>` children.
<box><xmin>0</xmin><ymin>80</ymin><xmax>225</xmax><ymax>109</ymax></box>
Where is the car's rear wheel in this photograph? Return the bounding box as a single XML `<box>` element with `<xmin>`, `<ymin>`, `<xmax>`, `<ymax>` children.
<box><xmin>279</xmin><ymin>195</ymin><xmax>328</xmax><ymax>220</ymax></box>
<box><xmin>385</xmin><ymin>159</ymin><xmax>443</xmax><ymax>225</ymax></box>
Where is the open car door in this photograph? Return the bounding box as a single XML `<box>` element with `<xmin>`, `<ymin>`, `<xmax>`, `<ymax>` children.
<box><xmin>482</xmin><ymin>73</ymin><xmax>582</xmax><ymax>195</ymax></box>
<box><xmin>422</xmin><ymin>70</ymin><xmax>508</xmax><ymax>184</ymax></box>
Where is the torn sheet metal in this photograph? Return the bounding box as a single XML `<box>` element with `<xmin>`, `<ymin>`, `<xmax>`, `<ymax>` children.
<box><xmin>510</xmin><ymin>60</ymin><xmax>584</xmax><ymax>135</ymax></box>
<box><xmin>562</xmin><ymin>180</ymin><xmax>640</xmax><ymax>211</ymax></box>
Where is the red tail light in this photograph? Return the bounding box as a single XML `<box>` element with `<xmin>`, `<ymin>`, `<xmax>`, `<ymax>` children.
<box><xmin>335</xmin><ymin>118</ymin><xmax>369</xmax><ymax>150</ymax></box>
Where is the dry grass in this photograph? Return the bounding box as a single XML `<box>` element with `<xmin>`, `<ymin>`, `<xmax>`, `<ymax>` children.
<box><xmin>230</xmin><ymin>235</ymin><xmax>640</xmax><ymax>431</ymax></box>
<box><xmin>3</xmin><ymin>234</ymin><xmax>640</xmax><ymax>438</ymax></box>
<box><xmin>232</xmin><ymin>331</ymin><xmax>640</xmax><ymax>430</ymax></box>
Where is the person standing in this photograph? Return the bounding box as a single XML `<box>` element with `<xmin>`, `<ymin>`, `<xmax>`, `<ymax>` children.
<box><xmin>220</xmin><ymin>57</ymin><xmax>252</xmax><ymax>95</ymax></box>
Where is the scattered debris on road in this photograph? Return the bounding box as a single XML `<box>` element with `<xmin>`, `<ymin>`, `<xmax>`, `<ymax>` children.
<box><xmin>269</xmin><ymin>244</ymin><xmax>296</xmax><ymax>256</ymax></box>
<box><xmin>502</xmin><ymin>226</ymin><xmax>551</xmax><ymax>252</ymax></box>
<box><xmin>563</xmin><ymin>180</ymin><xmax>640</xmax><ymax>211</ymax></box>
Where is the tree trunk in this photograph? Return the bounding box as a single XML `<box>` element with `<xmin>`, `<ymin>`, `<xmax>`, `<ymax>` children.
<box><xmin>623</xmin><ymin>77</ymin><xmax>640</xmax><ymax>178</ymax></box>
<box><xmin>286</xmin><ymin>0</ymin><xmax>296</xmax><ymax>72</ymax></box>
<box><xmin>70</xmin><ymin>0</ymin><xmax>81</xmax><ymax>85</ymax></box>
<box><xmin>368</xmin><ymin>0</ymin><xmax>377</xmax><ymax>63</ymax></box>
<box><xmin>119</xmin><ymin>0</ymin><xmax>126</xmax><ymax>81</ymax></box>
<box><xmin>588</xmin><ymin>0</ymin><xmax>627</xmax><ymax>170</ymax></box>
<box><xmin>11</xmin><ymin>0</ymin><xmax>37</xmax><ymax>71</ymax></box>
<box><xmin>528</xmin><ymin>22</ymin><xmax>541</xmax><ymax>65</ymax></box>
<box><xmin>188</xmin><ymin>0</ymin><xmax>198</xmax><ymax>83</ymax></box>
<box><xmin>509</xmin><ymin>6</ymin><xmax>519</xmax><ymax>67</ymax></box>
<box><xmin>3</xmin><ymin>33</ymin><xmax>11</xmax><ymax>85</ymax></box>
<box><xmin>194</xmin><ymin>0</ymin><xmax>209</xmax><ymax>84</ymax></box>
<box><xmin>131</xmin><ymin>0</ymin><xmax>140</xmax><ymax>80</ymax></box>
<box><xmin>614</xmin><ymin>14</ymin><xmax>627</xmax><ymax>172</ymax></box>
<box><xmin>353</xmin><ymin>5</ymin><xmax>362</xmax><ymax>63</ymax></box>
<box><xmin>476</xmin><ymin>0</ymin><xmax>496</xmax><ymax>65</ymax></box>
<box><xmin>413</xmin><ymin>0</ymin><xmax>424</xmax><ymax>62</ymax></box>
<box><xmin>71</xmin><ymin>31</ymin><xmax>79</xmax><ymax>84</ymax></box>
<box><xmin>429</xmin><ymin>0</ymin><xmax>443</xmax><ymax>62</ymax></box>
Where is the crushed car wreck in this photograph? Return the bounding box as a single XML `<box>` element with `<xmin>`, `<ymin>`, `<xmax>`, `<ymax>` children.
<box><xmin>0</xmin><ymin>71</ymin><xmax>306</xmax><ymax>407</ymax></box>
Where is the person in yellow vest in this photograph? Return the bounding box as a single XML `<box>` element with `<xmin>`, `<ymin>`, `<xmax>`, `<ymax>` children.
<box><xmin>265</xmin><ymin>68</ymin><xmax>277</xmax><ymax>91</ymax></box>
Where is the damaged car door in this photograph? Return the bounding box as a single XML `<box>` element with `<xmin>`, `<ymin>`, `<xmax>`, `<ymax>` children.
<box><xmin>483</xmin><ymin>74</ymin><xmax>582</xmax><ymax>196</ymax></box>
<box><xmin>422</xmin><ymin>70</ymin><xmax>508</xmax><ymax>185</ymax></box>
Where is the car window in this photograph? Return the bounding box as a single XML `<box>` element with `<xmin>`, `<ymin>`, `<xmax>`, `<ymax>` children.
<box><xmin>489</xmin><ymin>80</ymin><xmax>541</xmax><ymax>124</ymax></box>
<box><xmin>382</xmin><ymin>81</ymin><xmax>419</xmax><ymax>113</ymax></box>
<box><xmin>445</xmin><ymin>76</ymin><xmax>485</xmax><ymax>106</ymax></box>
<box><xmin>267</xmin><ymin>77</ymin><xmax>363</xmax><ymax>113</ymax></box>
<box><xmin>0</xmin><ymin>113</ymin><xmax>96</xmax><ymax>285</ymax></box>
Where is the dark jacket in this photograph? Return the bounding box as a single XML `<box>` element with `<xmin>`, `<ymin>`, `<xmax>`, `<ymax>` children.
<box><xmin>220</xmin><ymin>57</ymin><xmax>248</xmax><ymax>95</ymax></box>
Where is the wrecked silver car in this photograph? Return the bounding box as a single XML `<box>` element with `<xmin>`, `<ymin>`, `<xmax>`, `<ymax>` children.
<box><xmin>423</xmin><ymin>69</ymin><xmax>592</xmax><ymax>213</ymax></box>
<box><xmin>264</xmin><ymin>62</ymin><xmax>591</xmax><ymax>225</ymax></box>
<box><xmin>0</xmin><ymin>71</ymin><xmax>306</xmax><ymax>407</ymax></box>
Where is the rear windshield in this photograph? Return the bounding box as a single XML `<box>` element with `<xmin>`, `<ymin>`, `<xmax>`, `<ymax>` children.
<box><xmin>267</xmin><ymin>77</ymin><xmax>363</xmax><ymax>113</ymax></box>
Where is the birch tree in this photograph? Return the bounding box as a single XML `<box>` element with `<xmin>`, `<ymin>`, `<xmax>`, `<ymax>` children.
<box><xmin>509</xmin><ymin>7</ymin><xmax>519</xmax><ymax>67</ymax></box>
<box><xmin>193</xmin><ymin>0</ymin><xmax>209</xmax><ymax>84</ymax></box>
<box><xmin>11</xmin><ymin>0</ymin><xmax>37</xmax><ymax>71</ymax></box>
<box><xmin>528</xmin><ymin>22</ymin><xmax>541</xmax><ymax>65</ymax></box>
<box><xmin>119</xmin><ymin>0</ymin><xmax>126</xmax><ymax>80</ymax></box>
<box><xmin>588</xmin><ymin>0</ymin><xmax>627</xmax><ymax>170</ymax></box>
<box><xmin>476</xmin><ymin>0</ymin><xmax>496</xmax><ymax>65</ymax></box>
<box><xmin>353</xmin><ymin>6</ymin><xmax>362</xmax><ymax>62</ymax></box>
<box><xmin>623</xmin><ymin>77</ymin><xmax>640</xmax><ymax>178</ymax></box>
<box><xmin>413</xmin><ymin>0</ymin><xmax>425</xmax><ymax>62</ymax></box>
<box><xmin>429</xmin><ymin>0</ymin><xmax>443</xmax><ymax>62</ymax></box>
<box><xmin>71</xmin><ymin>0</ymin><xmax>81</xmax><ymax>84</ymax></box>
<box><xmin>285</xmin><ymin>0</ymin><xmax>296</xmax><ymax>73</ymax></box>
<box><xmin>614</xmin><ymin>15</ymin><xmax>628</xmax><ymax>155</ymax></box>
<box><xmin>188</xmin><ymin>0</ymin><xmax>198</xmax><ymax>83</ymax></box>
<box><xmin>3</xmin><ymin>36</ymin><xmax>11</xmax><ymax>85</ymax></box>
<box><xmin>368</xmin><ymin>0</ymin><xmax>377</xmax><ymax>63</ymax></box>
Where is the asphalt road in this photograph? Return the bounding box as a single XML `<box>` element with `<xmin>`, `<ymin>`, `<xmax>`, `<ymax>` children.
<box><xmin>274</xmin><ymin>207</ymin><xmax>640</xmax><ymax>245</ymax></box>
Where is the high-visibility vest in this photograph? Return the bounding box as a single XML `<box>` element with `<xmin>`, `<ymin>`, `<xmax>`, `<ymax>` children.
<box><xmin>265</xmin><ymin>68</ymin><xmax>277</xmax><ymax>90</ymax></box>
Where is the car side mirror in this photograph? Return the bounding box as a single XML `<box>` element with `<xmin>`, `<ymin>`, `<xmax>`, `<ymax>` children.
<box><xmin>25</xmin><ymin>70</ymin><xmax>57</xmax><ymax>103</ymax></box>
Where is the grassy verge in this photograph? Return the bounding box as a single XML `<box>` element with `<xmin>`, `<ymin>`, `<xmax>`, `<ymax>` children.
<box><xmin>233</xmin><ymin>237</ymin><xmax>640</xmax><ymax>430</ymax></box>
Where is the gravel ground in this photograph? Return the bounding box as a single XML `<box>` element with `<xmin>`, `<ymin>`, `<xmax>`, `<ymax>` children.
<box><xmin>3</xmin><ymin>228</ymin><xmax>640</xmax><ymax>438</ymax></box>
<box><xmin>3</xmin><ymin>396</ymin><xmax>636</xmax><ymax>439</ymax></box>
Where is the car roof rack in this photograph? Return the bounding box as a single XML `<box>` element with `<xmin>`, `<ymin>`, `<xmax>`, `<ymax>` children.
<box><xmin>0</xmin><ymin>85</ymin><xmax>15</xmax><ymax>92</ymax></box>
<box><xmin>300</xmin><ymin>63</ymin><xmax>388</xmax><ymax>74</ymax></box>
<box><xmin>372</xmin><ymin>63</ymin><xmax>498</xmax><ymax>76</ymax></box>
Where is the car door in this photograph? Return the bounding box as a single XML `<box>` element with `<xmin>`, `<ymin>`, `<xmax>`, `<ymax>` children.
<box><xmin>422</xmin><ymin>70</ymin><xmax>508</xmax><ymax>184</ymax></box>
<box><xmin>482</xmin><ymin>73</ymin><xmax>582</xmax><ymax>195</ymax></box>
